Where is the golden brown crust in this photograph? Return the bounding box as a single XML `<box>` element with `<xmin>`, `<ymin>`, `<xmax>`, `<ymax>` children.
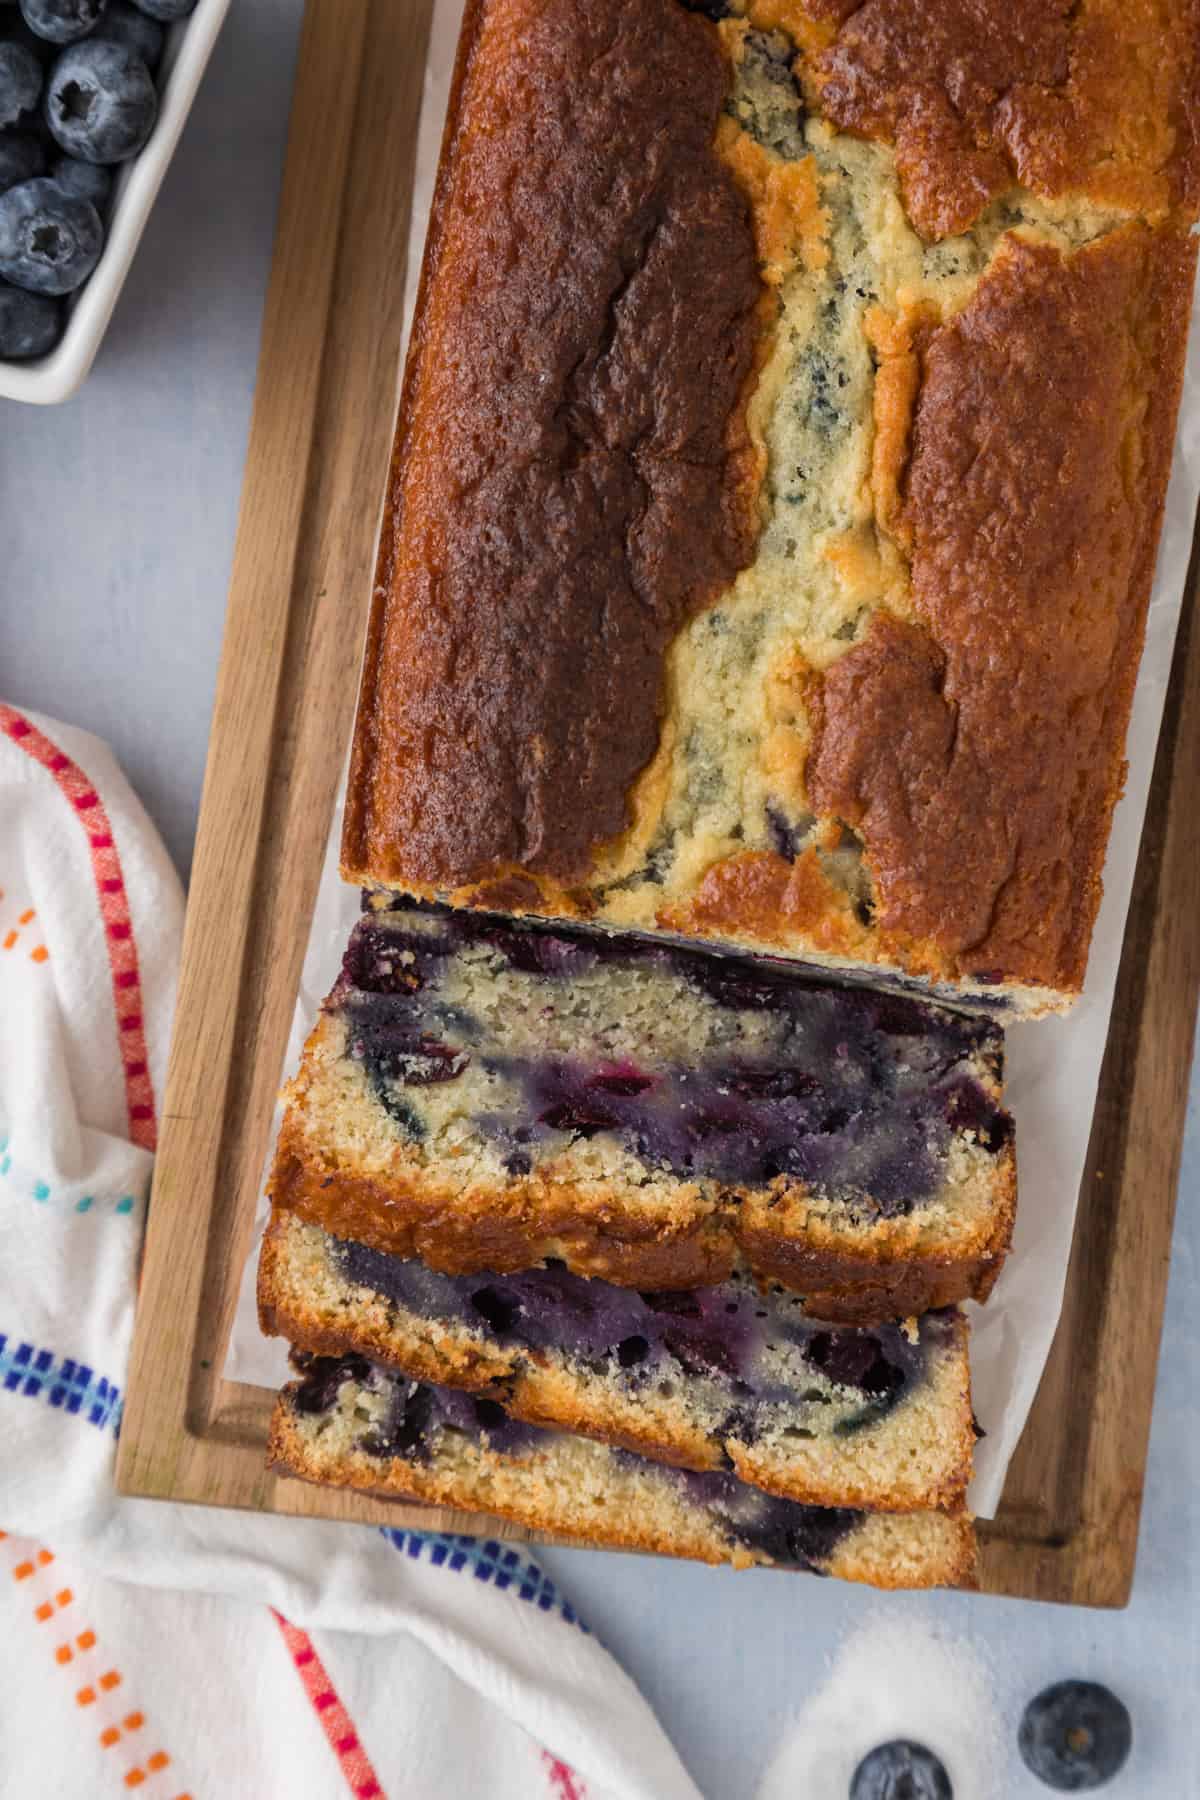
<box><xmin>736</xmin><ymin>1155</ymin><xmax>1015</xmax><ymax>1322</ymax></box>
<box><xmin>269</xmin><ymin>1057</ymin><xmax>1016</xmax><ymax>1322</ymax></box>
<box><xmin>270</xmin><ymin>1104</ymin><xmax>731</xmax><ymax>1285</ymax></box>
<box><xmin>258</xmin><ymin>1213</ymin><xmax>976</xmax><ymax>1511</ymax></box>
<box><xmin>809</xmin><ymin>224</ymin><xmax>1199</xmax><ymax>993</ymax></box>
<box><xmin>792</xmin><ymin>0</ymin><xmax>1200</xmax><ymax>238</ymax></box>
<box><xmin>341</xmin><ymin>0</ymin><xmax>763</xmax><ymax>891</ymax></box>
<box><xmin>268</xmin><ymin>1389</ymin><xmax>977</xmax><ymax>1588</ymax></box>
<box><xmin>659</xmin><ymin>847</ymin><xmax>871</xmax><ymax>963</ymax></box>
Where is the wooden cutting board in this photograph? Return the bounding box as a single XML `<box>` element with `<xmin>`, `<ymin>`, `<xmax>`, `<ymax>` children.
<box><xmin>115</xmin><ymin>0</ymin><xmax>1200</xmax><ymax>1606</ymax></box>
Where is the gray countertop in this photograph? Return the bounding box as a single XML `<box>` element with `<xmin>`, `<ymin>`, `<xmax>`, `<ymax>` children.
<box><xmin>3</xmin><ymin>6</ymin><xmax>1197</xmax><ymax>1795</ymax></box>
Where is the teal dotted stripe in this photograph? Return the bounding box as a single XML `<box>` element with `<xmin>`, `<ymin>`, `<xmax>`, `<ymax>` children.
<box><xmin>73</xmin><ymin>1193</ymin><xmax>137</xmax><ymax>1215</ymax></box>
<box><xmin>0</xmin><ymin>1135</ymin><xmax>138</xmax><ymax>1216</ymax></box>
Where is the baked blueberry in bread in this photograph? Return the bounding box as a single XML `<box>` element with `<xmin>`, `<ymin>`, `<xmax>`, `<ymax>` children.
<box><xmin>259</xmin><ymin>1211</ymin><xmax>976</xmax><ymax>1512</ymax></box>
<box><xmin>341</xmin><ymin>0</ymin><xmax>1200</xmax><ymax>1013</ymax></box>
<box><xmin>269</xmin><ymin>1354</ymin><xmax>978</xmax><ymax>1589</ymax></box>
<box><xmin>268</xmin><ymin>904</ymin><xmax>1015</xmax><ymax>1317</ymax></box>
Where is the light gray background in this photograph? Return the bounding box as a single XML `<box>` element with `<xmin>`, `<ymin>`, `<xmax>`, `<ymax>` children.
<box><xmin>2</xmin><ymin>7</ymin><xmax>1197</xmax><ymax>1795</ymax></box>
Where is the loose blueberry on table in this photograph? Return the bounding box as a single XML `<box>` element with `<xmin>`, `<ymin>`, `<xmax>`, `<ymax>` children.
<box><xmin>1018</xmin><ymin>1682</ymin><xmax>1132</xmax><ymax>1792</ymax></box>
<box><xmin>850</xmin><ymin>1739</ymin><xmax>953</xmax><ymax>1800</ymax></box>
<box><xmin>0</xmin><ymin>0</ymin><xmax>197</xmax><ymax>362</ymax></box>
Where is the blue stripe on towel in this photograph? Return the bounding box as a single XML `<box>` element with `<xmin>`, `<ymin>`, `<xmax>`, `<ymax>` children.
<box><xmin>0</xmin><ymin>1332</ymin><xmax>122</xmax><ymax>1434</ymax></box>
<box><xmin>379</xmin><ymin>1529</ymin><xmax>588</xmax><ymax>1630</ymax></box>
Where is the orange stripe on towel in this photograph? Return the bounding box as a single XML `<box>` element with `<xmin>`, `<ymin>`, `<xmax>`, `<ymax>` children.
<box><xmin>4</xmin><ymin>1536</ymin><xmax>186</xmax><ymax>1792</ymax></box>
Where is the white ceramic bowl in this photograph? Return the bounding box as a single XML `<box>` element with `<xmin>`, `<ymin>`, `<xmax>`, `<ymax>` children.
<box><xmin>0</xmin><ymin>0</ymin><xmax>231</xmax><ymax>405</ymax></box>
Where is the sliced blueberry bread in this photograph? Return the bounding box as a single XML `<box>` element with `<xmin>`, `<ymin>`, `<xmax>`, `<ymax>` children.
<box><xmin>269</xmin><ymin>1354</ymin><xmax>977</xmax><ymax>1590</ymax></box>
<box><xmin>259</xmin><ymin>1212</ymin><xmax>974</xmax><ymax>1513</ymax></box>
<box><xmin>268</xmin><ymin>904</ymin><xmax>1015</xmax><ymax>1320</ymax></box>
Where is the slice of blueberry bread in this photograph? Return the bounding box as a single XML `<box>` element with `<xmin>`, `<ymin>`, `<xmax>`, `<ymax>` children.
<box><xmin>269</xmin><ymin>903</ymin><xmax>1015</xmax><ymax>1320</ymax></box>
<box><xmin>259</xmin><ymin>1211</ymin><xmax>974</xmax><ymax>1513</ymax></box>
<box><xmin>269</xmin><ymin>1354</ymin><xmax>977</xmax><ymax>1590</ymax></box>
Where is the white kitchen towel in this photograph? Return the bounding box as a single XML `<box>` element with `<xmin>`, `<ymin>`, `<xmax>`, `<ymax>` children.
<box><xmin>0</xmin><ymin>703</ymin><xmax>700</xmax><ymax>1800</ymax></box>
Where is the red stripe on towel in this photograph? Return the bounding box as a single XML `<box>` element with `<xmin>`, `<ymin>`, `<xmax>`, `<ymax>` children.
<box><xmin>0</xmin><ymin>706</ymin><xmax>157</xmax><ymax>1151</ymax></box>
<box><xmin>271</xmin><ymin>1611</ymin><xmax>387</xmax><ymax>1799</ymax></box>
<box><xmin>542</xmin><ymin>1751</ymin><xmax>589</xmax><ymax>1799</ymax></box>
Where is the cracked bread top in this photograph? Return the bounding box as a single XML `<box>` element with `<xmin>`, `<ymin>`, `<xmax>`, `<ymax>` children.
<box><xmin>785</xmin><ymin>0</ymin><xmax>1200</xmax><ymax>236</ymax></box>
<box><xmin>342</xmin><ymin>0</ymin><xmax>1200</xmax><ymax>1012</ymax></box>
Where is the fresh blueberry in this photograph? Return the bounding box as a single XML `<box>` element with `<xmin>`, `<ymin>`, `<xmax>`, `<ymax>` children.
<box><xmin>1018</xmin><ymin>1682</ymin><xmax>1132</xmax><ymax>1791</ymax></box>
<box><xmin>0</xmin><ymin>174</ymin><xmax>100</xmax><ymax>291</ymax></box>
<box><xmin>851</xmin><ymin>1741</ymin><xmax>953</xmax><ymax>1800</ymax></box>
<box><xmin>19</xmin><ymin>0</ymin><xmax>107</xmax><ymax>45</ymax></box>
<box><xmin>0</xmin><ymin>39</ymin><xmax>40</xmax><ymax>125</ymax></box>
<box><xmin>45</xmin><ymin>38</ymin><xmax>156</xmax><ymax>161</ymax></box>
<box><xmin>0</xmin><ymin>128</ymin><xmax>43</xmax><ymax>190</ymax></box>
<box><xmin>0</xmin><ymin>14</ymin><xmax>55</xmax><ymax>66</ymax></box>
<box><xmin>50</xmin><ymin>149</ymin><xmax>108</xmax><ymax>204</ymax></box>
<box><xmin>92</xmin><ymin>0</ymin><xmax>161</xmax><ymax>65</ymax></box>
<box><xmin>0</xmin><ymin>273</ymin><xmax>60</xmax><ymax>354</ymax></box>
<box><xmin>127</xmin><ymin>0</ymin><xmax>193</xmax><ymax>17</ymax></box>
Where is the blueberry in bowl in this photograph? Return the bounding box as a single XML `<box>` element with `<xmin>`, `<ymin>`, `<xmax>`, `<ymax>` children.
<box><xmin>0</xmin><ymin>274</ymin><xmax>60</xmax><ymax>354</ymax></box>
<box><xmin>0</xmin><ymin>0</ymin><xmax>225</xmax><ymax>390</ymax></box>
<box><xmin>127</xmin><ymin>0</ymin><xmax>195</xmax><ymax>17</ymax></box>
<box><xmin>0</xmin><ymin>174</ymin><xmax>101</xmax><ymax>291</ymax></box>
<box><xmin>91</xmin><ymin>0</ymin><xmax>162</xmax><ymax>67</ymax></box>
<box><xmin>1018</xmin><ymin>1681</ymin><xmax>1131</xmax><ymax>1791</ymax></box>
<box><xmin>851</xmin><ymin>1740</ymin><xmax>953</xmax><ymax>1799</ymax></box>
<box><xmin>50</xmin><ymin>150</ymin><xmax>109</xmax><ymax>206</ymax></box>
<box><xmin>45</xmin><ymin>38</ymin><xmax>157</xmax><ymax>162</ymax></box>
<box><xmin>19</xmin><ymin>0</ymin><xmax>107</xmax><ymax>46</ymax></box>
<box><xmin>0</xmin><ymin>128</ymin><xmax>44</xmax><ymax>191</ymax></box>
<box><xmin>0</xmin><ymin>37</ymin><xmax>41</xmax><ymax>124</ymax></box>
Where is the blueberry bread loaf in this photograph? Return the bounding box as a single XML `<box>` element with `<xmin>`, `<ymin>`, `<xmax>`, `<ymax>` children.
<box><xmin>270</xmin><ymin>1354</ymin><xmax>977</xmax><ymax>1588</ymax></box>
<box><xmin>341</xmin><ymin>0</ymin><xmax>1199</xmax><ymax>1014</ymax></box>
<box><xmin>260</xmin><ymin>1212</ymin><xmax>975</xmax><ymax>1511</ymax></box>
<box><xmin>268</xmin><ymin>905</ymin><xmax>1015</xmax><ymax>1317</ymax></box>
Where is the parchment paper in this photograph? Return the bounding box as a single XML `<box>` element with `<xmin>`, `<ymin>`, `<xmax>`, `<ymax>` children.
<box><xmin>224</xmin><ymin>0</ymin><xmax>1200</xmax><ymax>1518</ymax></box>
